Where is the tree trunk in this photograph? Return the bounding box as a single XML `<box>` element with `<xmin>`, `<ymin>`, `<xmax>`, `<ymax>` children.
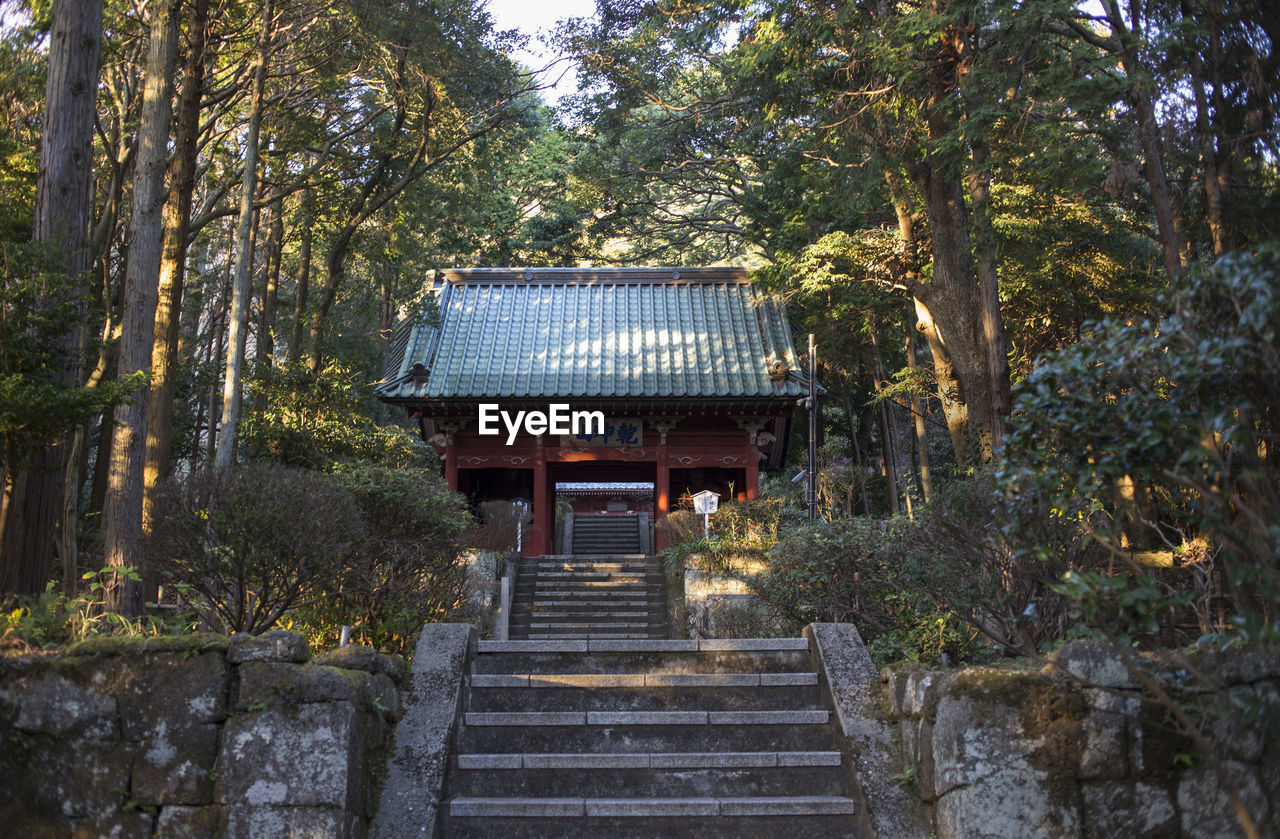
<box><xmin>870</xmin><ymin>334</ymin><xmax>901</xmax><ymax>517</ymax></box>
<box><xmin>1104</xmin><ymin>0</ymin><xmax>1183</xmax><ymax>280</ymax></box>
<box><xmin>204</xmin><ymin>271</ymin><xmax>231</xmax><ymax>466</ymax></box>
<box><xmin>842</xmin><ymin>393</ymin><xmax>872</xmax><ymax>516</ymax></box>
<box><xmin>89</xmin><ymin>409</ymin><xmax>114</xmax><ymax>523</ymax></box>
<box><xmin>1187</xmin><ymin>31</ymin><xmax>1228</xmax><ymax>255</ymax></box>
<box><xmin>143</xmin><ymin>0</ymin><xmax>210</xmax><ymax>536</ymax></box>
<box><xmin>215</xmin><ymin>0</ymin><xmax>272</xmax><ymax>468</ymax></box>
<box><xmin>102</xmin><ymin>0</ymin><xmax>181</xmax><ymax>616</ymax></box>
<box><xmin>0</xmin><ymin>0</ymin><xmax>103</xmax><ymax>599</ymax></box>
<box><xmin>885</xmin><ymin>168</ymin><xmax>970</xmax><ymax>462</ymax></box>
<box><xmin>968</xmin><ymin>144</ymin><xmax>1011</xmax><ymax>448</ymax></box>
<box><xmin>256</xmin><ymin>197</ymin><xmax>284</xmax><ymax>374</ymax></box>
<box><xmin>287</xmin><ymin>181</ymin><xmax>314</xmax><ymax>364</ymax></box>
<box><xmin>306</xmin><ymin>225</ymin><xmax>358</xmax><ymax>373</ymax></box>
<box><xmin>904</xmin><ymin>316</ymin><xmax>932</xmax><ymax>502</ymax></box>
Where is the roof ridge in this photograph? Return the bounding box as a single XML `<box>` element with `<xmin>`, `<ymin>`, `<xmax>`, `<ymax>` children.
<box><xmin>437</xmin><ymin>267</ymin><xmax>750</xmax><ymax>284</ymax></box>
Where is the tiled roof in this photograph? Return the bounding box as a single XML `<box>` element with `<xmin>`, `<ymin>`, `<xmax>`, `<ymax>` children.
<box><xmin>376</xmin><ymin>268</ymin><xmax>805</xmax><ymax>402</ymax></box>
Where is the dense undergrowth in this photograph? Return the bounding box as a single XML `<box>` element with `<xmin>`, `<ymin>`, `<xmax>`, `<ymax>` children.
<box><xmin>664</xmin><ymin>247</ymin><xmax>1280</xmax><ymax>672</ymax></box>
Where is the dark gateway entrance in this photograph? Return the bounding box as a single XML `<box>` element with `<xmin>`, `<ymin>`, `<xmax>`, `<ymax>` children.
<box><xmin>376</xmin><ymin>267</ymin><xmax>807</xmax><ymax>555</ymax></box>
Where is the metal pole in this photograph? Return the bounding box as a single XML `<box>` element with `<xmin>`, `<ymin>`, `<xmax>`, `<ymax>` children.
<box><xmin>808</xmin><ymin>333</ymin><xmax>818</xmax><ymax>521</ymax></box>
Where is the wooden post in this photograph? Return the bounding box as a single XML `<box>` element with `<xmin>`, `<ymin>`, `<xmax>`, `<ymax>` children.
<box><xmin>532</xmin><ymin>439</ymin><xmax>548</xmax><ymax>556</ymax></box>
<box><xmin>444</xmin><ymin>444</ymin><xmax>458</xmax><ymax>491</ymax></box>
<box><xmin>745</xmin><ymin>435</ymin><xmax>759</xmax><ymax>501</ymax></box>
<box><xmin>655</xmin><ymin>442</ymin><xmax>670</xmax><ymax>552</ymax></box>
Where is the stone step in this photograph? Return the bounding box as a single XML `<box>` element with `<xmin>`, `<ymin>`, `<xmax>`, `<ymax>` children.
<box><xmin>524</xmin><ymin>584</ymin><xmax>651</xmax><ymax>593</ymax></box>
<box><xmin>525</xmin><ymin>633</ymin><xmax>657</xmax><ymax>641</ymax></box>
<box><xmin>529</xmin><ymin>611</ymin><xmax>653</xmax><ymax>620</ymax></box>
<box><xmin>508</xmin><ymin>622</ymin><xmax>667</xmax><ymax>634</ymax></box>
<box><xmin>464</xmin><ymin>710</ymin><xmax>829</xmax><ymax>727</ymax></box>
<box><xmin>458</xmin><ymin>718</ymin><xmax>835</xmax><ymax>753</ymax></box>
<box><xmin>530</xmin><ymin>554</ymin><xmax>651</xmax><ymax>561</ymax></box>
<box><xmin>448</xmin><ymin>764</ymin><xmax>847</xmax><ymax>798</ymax></box>
<box><xmin>473</xmin><ymin>648</ymin><xmax>813</xmax><ymax>676</ymax></box>
<box><xmin>478</xmin><ymin>639</ymin><xmax>808</xmax><ymax>654</ymax></box>
<box><xmin>522</xmin><ymin>601</ymin><xmax>655</xmax><ymax>610</ymax></box>
<box><xmin>456</xmin><ymin>750</ymin><xmax>840</xmax><ymax>769</ymax></box>
<box><xmin>450</xmin><ymin>799</ymin><xmax>860</xmax><ymax>819</ymax></box>
<box><xmin>523</xmin><ymin>588</ymin><xmax>661</xmax><ymax>598</ymax></box>
<box><xmin>527</xmin><ymin>622</ymin><xmax>654</xmax><ymax>632</ymax></box>
<box><xmin>471</xmin><ymin>672</ymin><xmax>818</xmax><ymax>688</ymax></box>
<box><xmin>466</xmin><ymin>683</ymin><xmax>823</xmax><ymax>713</ymax></box>
<box><xmin>522</xmin><ymin>604</ymin><xmax>655</xmax><ymax>609</ymax></box>
<box><xmin>533</xmin><ymin>564</ymin><xmax>651</xmax><ymax>573</ymax></box>
<box><xmin>533</xmin><ymin>570</ymin><xmax>650</xmax><ymax>579</ymax></box>
<box><xmin>447</xmin><ymin>796</ymin><xmax>858</xmax><ymax>818</ymax></box>
<box><xmin>441</xmin><ymin>813</ymin><xmax>862</xmax><ymax>839</ymax></box>
<box><xmin>512</xmin><ymin>612</ymin><xmax>662</xmax><ymax>622</ymax></box>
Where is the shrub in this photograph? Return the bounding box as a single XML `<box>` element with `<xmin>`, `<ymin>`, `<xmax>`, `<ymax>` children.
<box><xmin>290</xmin><ymin>462</ymin><xmax>474</xmax><ymax>654</ymax></box>
<box><xmin>239</xmin><ymin>361</ymin><xmax>431</xmax><ymax>470</ymax></box>
<box><xmin>3</xmin><ymin>568</ymin><xmax>198</xmax><ymax>652</ymax></box>
<box><xmin>1001</xmin><ymin>243</ymin><xmax>1280</xmax><ymax>646</ymax></box>
<box><xmin>145</xmin><ymin>463</ymin><xmax>364</xmax><ymax>634</ymax></box>
<box><xmin>656</xmin><ymin>509</ymin><xmax>703</xmax><ymax>547</ymax></box>
<box><xmin>753</xmin><ymin>515</ymin><xmax>977</xmax><ymax>664</ymax></box>
<box><xmin>749</xmin><ymin>474</ymin><xmax>1110</xmax><ymax>664</ymax></box>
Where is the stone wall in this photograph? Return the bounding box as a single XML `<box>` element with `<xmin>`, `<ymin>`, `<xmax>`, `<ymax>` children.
<box><xmin>678</xmin><ymin>553</ymin><xmax>772</xmax><ymax>638</ymax></box>
<box><xmin>0</xmin><ymin>630</ymin><xmax>404</xmax><ymax>839</ymax></box>
<box><xmin>881</xmin><ymin>641</ymin><xmax>1280</xmax><ymax>839</ymax></box>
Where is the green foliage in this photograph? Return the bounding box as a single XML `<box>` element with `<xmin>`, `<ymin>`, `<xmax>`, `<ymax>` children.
<box><xmin>239</xmin><ymin>361</ymin><xmax>430</xmax><ymax>470</ymax></box>
<box><xmin>662</xmin><ymin>535</ymin><xmax>731</xmax><ymax>574</ymax></box>
<box><xmin>1001</xmin><ymin>243</ymin><xmax>1280</xmax><ymax>647</ymax></box>
<box><xmin>662</xmin><ymin>496</ymin><xmax>808</xmax><ymax>572</ymax></box>
<box><xmin>2</xmin><ymin>569</ymin><xmax>198</xmax><ymax>651</ymax></box>
<box><xmin>753</xmin><ymin>515</ymin><xmax>983</xmax><ymax>666</ymax></box>
<box><xmin>289</xmin><ymin>462</ymin><xmax>474</xmax><ymax>656</ymax></box>
<box><xmin>145</xmin><ymin>463</ymin><xmax>365</xmax><ymax>635</ymax></box>
<box><xmin>0</xmin><ymin>12</ymin><xmax>43</xmax><ymax>243</ymax></box>
<box><xmin>746</xmin><ymin>471</ymin><xmax>1115</xmax><ymax>664</ymax></box>
<box><xmin>0</xmin><ymin>243</ymin><xmax>144</xmax><ymax>468</ymax></box>
<box><xmin>145</xmin><ymin>460</ymin><xmax>474</xmax><ymax>654</ymax></box>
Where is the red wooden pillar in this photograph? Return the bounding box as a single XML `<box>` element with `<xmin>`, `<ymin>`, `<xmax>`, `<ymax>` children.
<box><xmin>531</xmin><ymin>439</ymin><xmax>548</xmax><ymax>556</ymax></box>
<box><xmin>444</xmin><ymin>443</ymin><xmax>458</xmax><ymax>490</ymax></box>
<box><xmin>736</xmin><ymin>419</ymin><xmax>762</xmax><ymax>500</ymax></box>
<box><xmin>655</xmin><ymin>439</ymin><xmax>670</xmax><ymax>552</ymax></box>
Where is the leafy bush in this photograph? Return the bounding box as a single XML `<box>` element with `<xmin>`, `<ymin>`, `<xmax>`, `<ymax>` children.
<box><xmin>290</xmin><ymin>462</ymin><xmax>474</xmax><ymax>654</ymax></box>
<box><xmin>753</xmin><ymin>515</ymin><xmax>980</xmax><ymax>665</ymax></box>
<box><xmin>996</xmin><ymin>245</ymin><xmax>1280</xmax><ymax>839</ymax></box>
<box><xmin>1001</xmin><ymin>243</ymin><xmax>1280</xmax><ymax>647</ymax></box>
<box><xmin>656</xmin><ymin>509</ymin><xmax>703</xmax><ymax>547</ymax></box>
<box><xmin>749</xmin><ymin>473</ymin><xmax>1111</xmax><ymax>664</ymax></box>
<box><xmin>3</xmin><ymin>568</ymin><xmax>197</xmax><ymax>652</ymax></box>
<box><xmin>146</xmin><ymin>461</ymin><xmax>474</xmax><ymax>653</ymax></box>
<box><xmin>239</xmin><ymin>361</ymin><xmax>430</xmax><ymax>470</ymax></box>
<box><xmin>145</xmin><ymin>463</ymin><xmax>364</xmax><ymax>634</ymax></box>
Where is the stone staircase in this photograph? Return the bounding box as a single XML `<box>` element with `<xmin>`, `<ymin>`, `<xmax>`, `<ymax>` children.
<box><xmin>438</xmin><ymin>638</ymin><xmax>863</xmax><ymax>838</ymax></box>
<box><xmin>509</xmin><ymin>555</ymin><xmax>667</xmax><ymax>640</ymax></box>
<box><xmin>571</xmin><ymin>514</ymin><xmax>643</xmax><ymax>554</ymax></box>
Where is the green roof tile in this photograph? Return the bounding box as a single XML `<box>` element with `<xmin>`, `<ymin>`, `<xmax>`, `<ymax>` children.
<box><xmin>376</xmin><ymin>268</ymin><xmax>805</xmax><ymax>403</ymax></box>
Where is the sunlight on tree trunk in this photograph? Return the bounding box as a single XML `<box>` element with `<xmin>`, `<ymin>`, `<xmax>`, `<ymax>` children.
<box><xmin>216</xmin><ymin>0</ymin><xmax>273</xmax><ymax>469</ymax></box>
<box><xmin>102</xmin><ymin>0</ymin><xmax>181</xmax><ymax>616</ymax></box>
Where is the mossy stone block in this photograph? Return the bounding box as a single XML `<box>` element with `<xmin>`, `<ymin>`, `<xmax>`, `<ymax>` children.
<box><xmin>226</xmin><ymin>631</ymin><xmax>309</xmax><ymax>664</ymax></box>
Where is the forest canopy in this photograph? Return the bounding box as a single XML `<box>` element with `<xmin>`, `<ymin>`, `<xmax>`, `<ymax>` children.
<box><xmin>0</xmin><ymin>0</ymin><xmax>1275</xmax><ymax>662</ymax></box>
